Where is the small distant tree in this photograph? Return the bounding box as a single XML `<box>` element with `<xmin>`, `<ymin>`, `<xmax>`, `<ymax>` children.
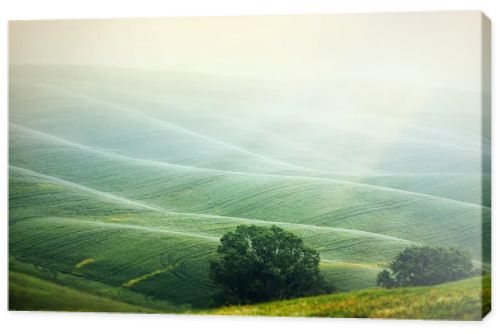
<box><xmin>377</xmin><ymin>246</ymin><xmax>474</xmax><ymax>288</ymax></box>
<box><xmin>209</xmin><ymin>225</ymin><xmax>332</xmax><ymax>305</ymax></box>
<box><xmin>376</xmin><ymin>269</ymin><xmax>396</xmax><ymax>288</ymax></box>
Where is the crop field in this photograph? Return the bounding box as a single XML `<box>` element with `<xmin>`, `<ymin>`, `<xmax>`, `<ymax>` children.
<box><xmin>9</xmin><ymin>65</ymin><xmax>490</xmax><ymax>315</ymax></box>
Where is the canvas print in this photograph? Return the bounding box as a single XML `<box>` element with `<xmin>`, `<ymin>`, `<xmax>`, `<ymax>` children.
<box><xmin>8</xmin><ymin>12</ymin><xmax>491</xmax><ymax>320</ymax></box>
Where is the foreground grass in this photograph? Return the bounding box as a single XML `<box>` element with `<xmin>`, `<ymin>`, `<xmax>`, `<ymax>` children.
<box><xmin>10</xmin><ymin>270</ymin><xmax>490</xmax><ymax>319</ymax></box>
<box><xmin>9</xmin><ymin>271</ymin><xmax>155</xmax><ymax>313</ymax></box>
<box><xmin>208</xmin><ymin>276</ymin><xmax>490</xmax><ymax>320</ymax></box>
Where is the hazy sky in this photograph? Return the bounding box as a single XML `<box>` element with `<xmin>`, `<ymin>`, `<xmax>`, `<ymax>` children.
<box><xmin>10</xmin><ymin>12</ymin><xmax>483</xmax><ymax>91</ymax></box>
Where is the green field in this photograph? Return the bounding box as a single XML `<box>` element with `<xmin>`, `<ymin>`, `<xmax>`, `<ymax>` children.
<box><xmin>208</xmin><ymin>276</ymin><xmax>491</xmax><ymax>320</ymax></box>
<box><xmin>9</xmin><ymin>65</ymin><xmax>490</xmax><ymax>316</ymax></box>
<box><xmin>9</xmin><ymin>271</ymin><xmax>157</xmax><ymax>313</ymax></box>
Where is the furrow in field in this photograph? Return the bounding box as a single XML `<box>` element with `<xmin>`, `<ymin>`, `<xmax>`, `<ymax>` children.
<box><xmin>56</xmin><ymin>219</ymin><xmax>220</xmax><ymax>241</ymax></box>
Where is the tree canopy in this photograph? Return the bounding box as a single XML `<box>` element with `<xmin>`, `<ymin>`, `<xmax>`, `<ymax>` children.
<box><xmin>377</xmin><ymin>245</ymin><xmax>474</xmax><ymax>288</ymax></box>
<box><xmin>209</xmin><ymin>225</ymin><xmax>330</xmax><ymax>305</ymax></box>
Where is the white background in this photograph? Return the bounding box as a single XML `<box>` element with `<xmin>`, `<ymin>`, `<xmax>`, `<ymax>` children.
<box><xmin>0</xmin><ymin>1</ymin><xmax>497</xmax><ymax>333</ymax></box>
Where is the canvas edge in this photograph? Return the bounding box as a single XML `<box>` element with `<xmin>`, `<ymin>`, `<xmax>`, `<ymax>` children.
<box><xmin>480</xmin><ymin>11</ymin><xmax>492</xmax><ymax>320</ymax></box>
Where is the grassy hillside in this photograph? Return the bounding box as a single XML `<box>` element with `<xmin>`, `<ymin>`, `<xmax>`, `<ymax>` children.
<box><xmin>358</xmin><ymin>173</ymin><xmax>489</xmax><ymax>207</ymax></box>
<box><xmin>9</xmin><ymin>125</ymin><xmax>489</xmax><ymax>259</ymax></box>
<box><xmin>9</xmin><ymin>271</ymin><xmax>156</xmax><ymax>313</ymax></box>
<box><xmin>10</xmin><ymin>66</ymin><xmax>489</xmax><ymax>186</ymax></box>
<box><xmin>9</xmin><ymin>80</ymin><xmax>299</xmax><ymax>174</ymax></box>
<box><xmin>9</xmin><ymin>165</ymin><xmax>415</xmax><ymax>308</ymax></box>
<box><xmin>209</xmin><ymin>276</ymin><xmax>491</xmax><ymax>320</ymax></box>
<box><xmin>9</xmin><ymin>65</ymin><xmax>490</xmax><ymax>315</ymax></box>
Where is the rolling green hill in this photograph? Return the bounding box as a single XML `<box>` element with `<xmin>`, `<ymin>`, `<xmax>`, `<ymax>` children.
<box><xmin>9</xmin><ymin>164</ymin><xmax>415</xmax><ymax>307</ymax></box>
<box><xmin>9</xmin><ymin>65</ymin><xmax>490</xmax><ymax>314</ymax></box>
<box><xmin>10</xmin><ymin>123</ymin><xmax>489</xmax><ymax>259</ymax></box>
<box><xmin>10</xmin><ymin>65</ymin><xmax>490</xmax><ymax>182</ymax></box>
<box><xmin>208</xmin><ymin>276</ymin><xmax>491</xmax><ymax>320</ymax></box>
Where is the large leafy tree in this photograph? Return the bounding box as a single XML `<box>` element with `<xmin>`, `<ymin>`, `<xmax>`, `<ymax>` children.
<box><xmin>209</xmin><ymin>225</ymin><xmax>329</xmax><ymax>305</ymax></box>
<box><xmin>377</xmin><ymin>246</ymin><xmax>474</xmax><ymax>288</ymax></box>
